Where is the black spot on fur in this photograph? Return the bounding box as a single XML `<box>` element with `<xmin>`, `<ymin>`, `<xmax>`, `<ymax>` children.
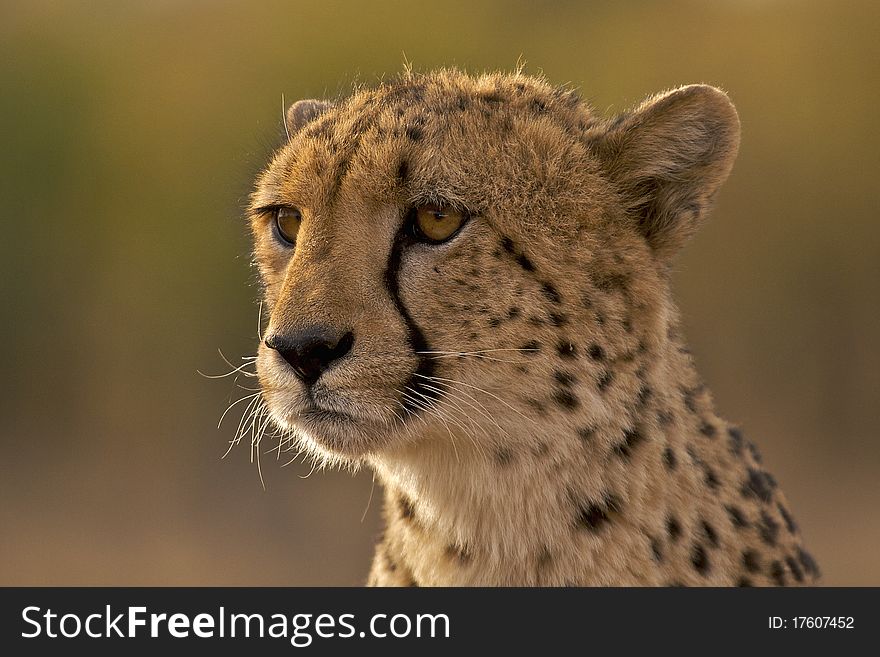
<box><xmin>726</xmin><ymin>505</ymin><xmax>749</xmax><ymax>528</ymax></box>
<box><xmin>650</xmin><ymin>537</ymin><xmax>663</xmax><ymax>562</ymax></box>
<box><xmin>488</xmin><ymin>317</ymin><xmax>502</xmax><ymax>328</ymax></box>
<box><xmin>480</xmin><ymin>91</ymin><xmax>504</xmax><ymax>104</ymax></box>
<box><xmin>508</xmin><ymin>306</ymin><xmax>521</xmax><ymax>319</ymax></box>
<box><xmin>609</xmin><ymin>111</ymin><xmax>631</xmax><ymax>130</ymax></box>
<box><xmin>536</xmin><ymin>546</ymin><xmax>553</xmax><ymax>568</ymax></box>
<box><xmin>614</xmin><ymin>427</ymin><xmax>644</xmax><ymax>459</ymax></box>
<box><xmin>554</xmin><ymin>370</ymin><xmax>577</xmax><ymax>386</ymax></box>
<box><xmin>526</xmin><ymin>399</ymin><xmax>546</xmax><ymax>416</ymax></box>
<box><xmin>663</xmin><ymin>447</ymin><xmax>677</xmax><ymax>470</ymax></box>
<box><xmin>597</xmin><ymin>370</ymin><xmax>613</xmax><ymax>392</ymax></box>
<box><xmin>727</xmin><ymin>426</ymin><xmax>744</xmax><ymax>456</ymax></box>
<box><xmin>548</xmin><ymin>312</ymin><xmax>568</xmax><ymax>326</ymax></box>
<box><xmin>516</xmin><ymin>253</ymin><xmax>535</xmax><ymax>272</ymax></box>
<box><xmin>759</xmin><ymin>510</ymin><xmax>780</xmax><ymax>546</ymax></box>
<box><xmin>556</xmin><ymin>341</ymin><xmax>578</xmax><ymax>359</ymax></box>
<box><xmin>531</xmin><ymin>98</ymin><xmax>547</xmax><ymax>113</ymax></box>
<box><xmin>704</xmin><ymin>467</ymin><xmax>721</xmax><ymax>491</ymax></box>
<box><xmin>592</xmin><ymin>271</ymin><xmax>628</xmax><ymax>293</ymax></box>
<box><xmin>445</xmin><ymin>544</ymin><xmax>471</xmax><ymax>564</ymax></box>
<box><xmin>742</xmin><ymin>468</ymin><xmax>774</xmax><ymax>503</ymax></box>
<box><xmin>667</xmin><ymin>516</ymin><xmax>682</xmax><ymax>542</ymax></box>
<box><xmin>577</xmin><ymin>426</ymin><xmax>596</xmax><ymax>442</ymax></box>
<box><xmin>691</xmin><ymin>543</ymin><xmax>710</xmax><ymax>575</ymax></box>
<box><xmin>495</xmin><ymin>447</ymin><xmax>513</xmax><ymax>466</ymax></box>
<box><xmin>699</xmin><ymin>421</ymin><xmax>717</xmax><ymax>438</ymax></box>
<box><xmin>701</xmin><ymin>520</ymin><xmax>719</xmax><ymax>547</ymax></box>
<box><xmin>657</xmin><ymin>409</ymin><xmax>674</xmax><ymax>426</ymax></box>
<box><xmin>637</xmin><ymin>384</ymin><xmax>652</xmax><ymax>407</ymax></box>
<box><xmin>396</xmin><ymin>160</ymin><xmax>409</xmax><ymax>182</ymax></box>
<box><xmin>578</xmin><ymin>503</ymin><xmax>610</xmax><ymax>531</ymax></box>
<box><xmin>682</xmin><ymin>388</ymin><xmax>697</xmax><ymax>413</ymax></box>
<box><xmin>501</xmin><ymin>236</ymin><xmax>516</xmax><ymax>253</ymax></box>
<box><xmin>777</xmin><ymin>503</ymin><xmax>798</xmax><ymax>534</ymax></box>
<box><xmin>398</xmin><ymin>495</ymin><xmax>416</xmax><ymax>522</ymax></box>
<box><xmin>797</xmin><ymin>547</ymin><xmax>820</xmax><ymax>577</ymax></box>
<box><xmin>406</xmin><ymin>125</ymin><xmax>423</xmax><ymax>141</ymax></box>
<box><xmin>742</xmin><ymin>550</ymin><xmax>761</xmax><ymax>573</ymax></box>
<box><xmin>786</xmin><ymin>556</ymin><xmax>804</xmax><ymax>583</ymax></box>
<box><xmin>770</xmin><ymin>560</ymin><xmax>786</xmax><ymax>586</ymax></box>
<box><xmin>553</xmin><ymin>388</ymin><xmax>580</xmax><ymax>410</ymax></box>
<box><xmin>737</xmin><ymin>577</ymin><xmax>753</xmax><ymax>587</ymax></box>
<box><xmin>522</xmin><ymin>340</ymin><xmax>541</xmax><ymax>353</ymax></box>
<box><xmin>587</xmin><ymin>344</ymin><xmax>605</xmax><ymax>361</ymax></box>
<box><xmin>748</xmin><ymin>442</ymin><xmax>764</xmax><ymax>464</ymax></box>
<box><xmin>541</xmin><ymin>281</ymin><xmax>561</xmax><ymax>304</ymax></box>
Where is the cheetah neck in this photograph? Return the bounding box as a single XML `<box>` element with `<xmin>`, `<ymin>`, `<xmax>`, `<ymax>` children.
<box><xmin>368</xmin><ymin>335</ymin><xmax>731</xmax><ymax>585</ymax></box>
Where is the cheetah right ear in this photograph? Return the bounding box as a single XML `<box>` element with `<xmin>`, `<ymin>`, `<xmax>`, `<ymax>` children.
<box><xmin>593</xmin><ymin>85</ymin><xmax>740</xmax><ymax>262</ymax></box>
<box><xmin>284</xmin><ymin>99</ymin><xmax>333</xmax><ymax>136</ymax></box>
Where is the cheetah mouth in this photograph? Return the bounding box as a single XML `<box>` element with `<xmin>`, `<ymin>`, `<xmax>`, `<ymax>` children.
<box><xmin>284</xmin><ymin>400</ymin><xmax>398</xmax><ymax>459</ymax></box>
<box><xmin>297</xmin><ymin>404</ymin><xmax>359</xmax><ymax>425</ymax></box>
<box><xmin>287</xmin><ymin>394</ymin><xmax>395</xmax><ymax>439</ymax></box>
<box><xmin>258</xmin><ymin>371</ymin><xmax>399</xmax><ymax>456</ymax></box>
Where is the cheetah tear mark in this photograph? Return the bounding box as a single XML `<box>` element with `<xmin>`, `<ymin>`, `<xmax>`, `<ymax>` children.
<box><xmin>385</xmin><ymin>228</ymin><xmax>441</xmax><ymax>415</ymax></box>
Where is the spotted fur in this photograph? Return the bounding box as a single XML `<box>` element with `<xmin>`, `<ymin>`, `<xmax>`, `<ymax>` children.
<box><xmin>247</xmin><ymin>69</ymin><xmax>819</xmax><ymax>586</ymax></box>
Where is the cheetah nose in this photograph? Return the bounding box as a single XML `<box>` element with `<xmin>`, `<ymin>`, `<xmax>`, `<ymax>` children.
<box><xmin>265</xmin><ymin>327</ymin><xmax>354</xmax><ymax>385</ymax></box>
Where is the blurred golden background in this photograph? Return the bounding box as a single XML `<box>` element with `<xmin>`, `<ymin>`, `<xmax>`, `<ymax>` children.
<box><xmin>1</xmin><ymin>0</ymin><xmax>877</xmax><ymax>586</ymax></box>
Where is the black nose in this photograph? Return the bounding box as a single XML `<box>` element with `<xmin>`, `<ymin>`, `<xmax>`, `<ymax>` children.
<box><xmin>265</xmin><ymin>327</ymin><xmax>354</xmax><ymax>385</ymax></box>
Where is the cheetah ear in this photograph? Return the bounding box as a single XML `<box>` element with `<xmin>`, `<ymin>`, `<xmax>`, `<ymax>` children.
<box><xmin>284</xmin><ymin>99</ymin><xmax>333</xmax><ymax>135</ymax></box>
<box><xmin>593</xmin><ymin>85</ymin><xmax>740</xmax><ymax>261</ymax></box>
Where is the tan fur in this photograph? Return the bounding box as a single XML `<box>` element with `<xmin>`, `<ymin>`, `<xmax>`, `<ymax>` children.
<box><xmin>247</xmin><ymin>69</ymin><xmax>819</xmax><ymax>586</ymax></box>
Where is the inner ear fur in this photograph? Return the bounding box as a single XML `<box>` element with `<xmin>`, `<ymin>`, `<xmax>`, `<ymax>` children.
<box><xmin>285</xmin><ymin>99</ymin><xmax>333</xmax><ymax>135</ymax></box>
<box><xmin>593</xmin><ymin>85</ymin><xmax>741</xmax><ymax>261</ymax></box>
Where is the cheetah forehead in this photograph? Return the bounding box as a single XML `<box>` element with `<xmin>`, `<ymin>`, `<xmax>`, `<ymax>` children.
<box><xmin>257</xmin><ymin>70</ymin><xmax>612</xmax><ymax>238</ymax></box>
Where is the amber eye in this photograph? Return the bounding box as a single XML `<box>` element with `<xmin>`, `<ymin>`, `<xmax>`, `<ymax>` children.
<box><xmin>273</xmin><ymin>206</ymin><xmax>302</xmax><ymax>245</ymax></box>
<box><xmin>411</xmin><ymin>204</ymin><xmax>467</xmax><ymax>243</ymax></box>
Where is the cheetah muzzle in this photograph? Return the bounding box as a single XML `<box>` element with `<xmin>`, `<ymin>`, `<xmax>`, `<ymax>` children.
<box><xmin>246</xmin><ymin>69</ymin><xmax>820</xmax><ymax>587</ymax></box>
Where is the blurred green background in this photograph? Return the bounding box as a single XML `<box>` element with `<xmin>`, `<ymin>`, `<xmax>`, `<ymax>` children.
<box><xmin>1</xmin><ymin>0</ymin><xmax>877</xmax><ymax>585</ymax></box>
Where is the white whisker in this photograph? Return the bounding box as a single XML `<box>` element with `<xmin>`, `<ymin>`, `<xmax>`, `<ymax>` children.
<box><xmin>218</xmin><ymin>392</ymin><xmax>261</xmax><ymax>429</ymax></box>
<box><xmin>414</xmin><ymin>372</ymin><xmax>532</xmax><ymax>421</ymax></box>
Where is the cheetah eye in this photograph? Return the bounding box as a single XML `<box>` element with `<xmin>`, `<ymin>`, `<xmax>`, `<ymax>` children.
<box><xmin>273</xmin><ymin>206</ymin><xmax>302</xmax><ymax>246</ymax></box>
<box><xmin>409</xmin><ymin>204</ymin><xmax>468</xmax><ymax>244</ymax></box>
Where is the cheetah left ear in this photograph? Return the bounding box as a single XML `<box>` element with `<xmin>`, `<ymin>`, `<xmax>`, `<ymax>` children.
<box><xmin>593</xmin><ymin>85</ymin><xmax>740</xmax><ymax>261</ymax></box>
<box><xmin>284</xmin><ymin>99</ymin><xmax>333</xmax><ymax>136</ymax></box>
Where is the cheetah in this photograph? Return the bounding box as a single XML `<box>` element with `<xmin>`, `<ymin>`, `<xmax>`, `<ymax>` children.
<box><xmin>246</xmin><ymin>69</ymin><xmax>819</xmax><ymax>586</ymax></box>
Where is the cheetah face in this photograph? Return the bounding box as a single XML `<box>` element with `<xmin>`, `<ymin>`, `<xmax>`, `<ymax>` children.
<box><xmin>248</xmin><ymin>71</ymin><xmax>739</xmax><ymax>463</ymax></box>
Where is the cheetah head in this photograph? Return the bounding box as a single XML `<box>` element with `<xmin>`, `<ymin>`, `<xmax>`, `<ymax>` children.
<box><xmin>248</xmin><ymin>70</ymin><xmax>739</xmax><ymax>463</ymax></box>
